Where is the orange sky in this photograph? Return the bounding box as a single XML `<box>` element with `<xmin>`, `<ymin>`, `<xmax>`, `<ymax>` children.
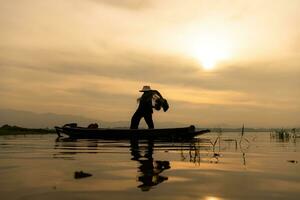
<box><xmin>0</xmin><ymin>0</ymin><xmax>299</xmax><ymax>127</ymax></box>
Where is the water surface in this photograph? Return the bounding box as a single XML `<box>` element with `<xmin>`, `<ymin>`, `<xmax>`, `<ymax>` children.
<box><xmin>0</xmin><ymin>132</ymin><xmax>299</xmax><ymax>200</ymax></box>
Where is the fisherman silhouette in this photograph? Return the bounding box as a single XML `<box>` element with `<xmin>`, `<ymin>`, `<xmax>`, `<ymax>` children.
<box><xmin>130</xmin><ymin>139</ymin><xmax>170</xmax><ymax>191</ymax></box>
<box><xmin>130</xmin><ymin>86</ymin><xmax>169</xmax><ymax>129</ymax></box>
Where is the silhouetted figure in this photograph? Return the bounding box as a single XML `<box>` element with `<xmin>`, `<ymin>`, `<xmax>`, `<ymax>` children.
<box><xmin>130</xmin><ymin>139</ymin><xmax>170</xmax><ymax>191</ymax></box>
<box><xmin>130</xmin><ymin>86</ymin><xmax>169</xmax><ymax>129</ymax></box>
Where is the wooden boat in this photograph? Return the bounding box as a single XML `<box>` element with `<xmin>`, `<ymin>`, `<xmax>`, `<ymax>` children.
<box><xmin>55</xmin><ymin>125</ymin><xmax>210</xmax><ymax>140</ymax></box>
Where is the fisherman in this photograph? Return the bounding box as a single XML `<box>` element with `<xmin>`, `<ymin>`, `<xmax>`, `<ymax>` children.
<box><xmin>130</xmin><ymin>86</ymin><xmax>169</xmax><ymax>129</ymax></box>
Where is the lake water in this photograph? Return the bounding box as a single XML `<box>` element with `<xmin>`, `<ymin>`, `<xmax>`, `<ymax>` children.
<box><xmin>0</xmin><ymin>132</ymin><xmax>299</xmax><ymax>200</ymax></box>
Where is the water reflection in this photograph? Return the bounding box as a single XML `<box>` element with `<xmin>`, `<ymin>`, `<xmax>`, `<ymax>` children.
<box><xmin>54</xmin><ymin>137</ymin><xmax>211</xmax><ymax>191</ymax></box>
<box><xmin>270</xmin><ymin>132</ymin><xmax>298</xmax><ymax>143</ymax></box>
<box><xmin>130</xmin><ymin>139</ymin><xmax>170</xmax><ymax>191</ymax></box>
<box><xmin>208</xmin><ymin>131</ymin><xmax>252</xmax><ymax>166</ymax></box>
<box><xmin>1</xmin><ymin>133</ymin><xmax>300</xmax><ymax>199</ymax></box>
<box><xmin>53</xmin><ymin>133</ymin><xmax>300</xmax><ymax>192</ymax></box>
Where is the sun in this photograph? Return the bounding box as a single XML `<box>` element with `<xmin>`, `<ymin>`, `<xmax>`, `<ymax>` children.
<box><xmin>181</xmin><ymin>30</ymin><xmax>233</xmax><ymax>70</ymax></box>
<box><xmin>191</xmin><ymin>37</ymin><xmax>232</xmax><ymax>70</ymax></box>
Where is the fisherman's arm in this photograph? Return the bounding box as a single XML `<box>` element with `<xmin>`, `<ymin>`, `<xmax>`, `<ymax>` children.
<box><xmin>152</xmin><ymin>90</ymin><xmax>169</xmax><ymax>112</ymax></box>
<box><xmin>152</xmin><ymin>90</ymin><xmax>163</xmax><ymax>99</ymax></box>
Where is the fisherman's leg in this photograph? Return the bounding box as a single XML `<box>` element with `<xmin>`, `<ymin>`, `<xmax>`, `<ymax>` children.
<box><xmin>144</xmin><ymin>113</ymin><xmax>154</xmax><ymax>129</ymax></box>
<box><xmin>130</xmin><ymin>111</ymin><xmax>143</xmax><ymax>129</ymax></box>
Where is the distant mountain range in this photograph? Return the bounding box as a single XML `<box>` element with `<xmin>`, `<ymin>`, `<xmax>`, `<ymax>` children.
<box><xmin>1</xmin><ymin>109</ymin><xmax>293</xmax><ymax>131</ymax></box>
<box><xmin>0</xmin><ymin>109</ymin><xmax>97</xmax><ymax>128</ymax></box>
<box><xmin>0</xmin><ymin>109</ymin><xmax>187</xmax><ymax>129</ymax></box>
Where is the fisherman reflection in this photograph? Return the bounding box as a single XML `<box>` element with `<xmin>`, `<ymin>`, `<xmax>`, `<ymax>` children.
<box><xmin>130</xmin><ymin>139</ymin><xmax>170</xmax><ymax>191</ymax></box>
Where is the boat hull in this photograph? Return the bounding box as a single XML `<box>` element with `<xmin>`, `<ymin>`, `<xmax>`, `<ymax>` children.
<box><xmin>55</xmin><ymin>125</ymin><xmax>210</xmax><ymax>140</ymax></box>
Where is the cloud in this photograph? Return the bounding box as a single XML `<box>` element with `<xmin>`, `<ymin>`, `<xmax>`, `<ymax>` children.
<box><xmin>89</xmin><ymin>0</ymin><xmax>151</xmax><ymax>10</ymax></box>
<box><xmin>0</xmin><ymin>0</ymin><xmax>300</xmax><ymax>127</ymax></box>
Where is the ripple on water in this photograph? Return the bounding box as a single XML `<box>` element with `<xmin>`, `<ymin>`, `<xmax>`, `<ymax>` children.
<box><xmin>0</xmin><ymin>132</ymin><xmax>299</xmax><ymax>200</ymax></box>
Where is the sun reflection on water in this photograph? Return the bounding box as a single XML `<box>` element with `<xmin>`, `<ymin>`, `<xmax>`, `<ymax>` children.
<box><xmin>204</xmin><ymin>196</ymin><xmax>222</xmax><ymax>200</ymax></box>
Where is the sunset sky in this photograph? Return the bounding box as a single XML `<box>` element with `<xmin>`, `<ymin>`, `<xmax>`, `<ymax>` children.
<box><xmin>1</xmin><ymin>0</ymin><xmax>299</xmax><ymax>127</ymax></box>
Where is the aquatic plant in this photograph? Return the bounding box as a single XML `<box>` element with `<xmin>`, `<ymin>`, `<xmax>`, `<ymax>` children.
<box><xmin>239</xmin><ymin>124</ymin><xmax>250</xmax><ymax>146</ymax></box>
<box><xmin>270</xmin><ymin>128</ymin><xmax>299</xmax><ymax>142</ymax></box>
